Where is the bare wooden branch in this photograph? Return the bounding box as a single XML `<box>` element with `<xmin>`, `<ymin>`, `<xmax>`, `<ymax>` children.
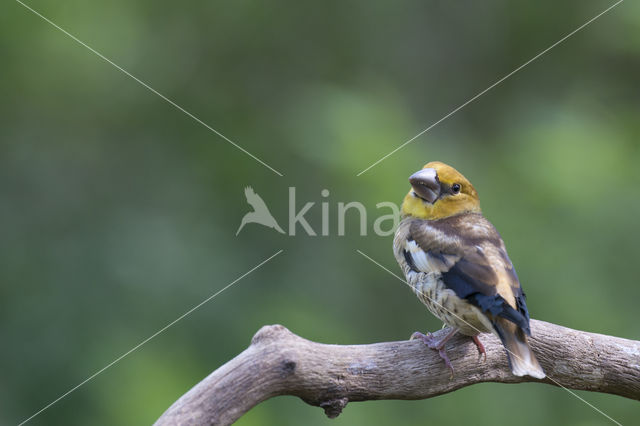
<box><xmin>154</xmin><ymin>319</ymin><xmax>640</xmax><ymax>425</ymax></box>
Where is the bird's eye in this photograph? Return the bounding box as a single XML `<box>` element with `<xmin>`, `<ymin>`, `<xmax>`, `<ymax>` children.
<box><xmin>452</xmin><ymin>183</ymin><xmax>461</xmax><ymax>194</ymax></box>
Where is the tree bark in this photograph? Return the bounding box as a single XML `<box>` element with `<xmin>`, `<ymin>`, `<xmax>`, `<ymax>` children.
<box><xmin>154</xmin><ymin>319</ymin><xmax>640</xmax><ymax>425</ymax></box>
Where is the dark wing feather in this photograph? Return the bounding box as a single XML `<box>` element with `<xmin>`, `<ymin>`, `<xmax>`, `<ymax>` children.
<box><xmin>407</xmin><ymin>214</ymin><xmax>532</xmax><ymax>334</ymax></box>
<box><xmin>441</xmin><ymin>255</ymin><xmax>497</xmax><ymax>298</ymax></box>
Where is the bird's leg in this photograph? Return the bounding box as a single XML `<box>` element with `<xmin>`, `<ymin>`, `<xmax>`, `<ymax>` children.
<box><xmin>471</xmin><ymin>335</ymin><xmax>486</xmax><ymax>361</ymax></box>
<box><xmin>410</xmin><ymin>327</ymin><xmax>458</xmax><ymax>376</ymax></box>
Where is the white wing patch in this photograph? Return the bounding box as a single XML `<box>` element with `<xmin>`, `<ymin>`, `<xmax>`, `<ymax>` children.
<box><xmin>406</xmin><ymin>240</ymin><xmax>431</xmax><ymax>271</ymax></box>
<box><xmin>405</xmin><ymin>240</ymin><xmax>458</xmax><ymax>273</ymax></box>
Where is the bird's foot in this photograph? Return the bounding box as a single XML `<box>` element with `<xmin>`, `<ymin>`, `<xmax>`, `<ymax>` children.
<box><xmin>471</xmin><ymin>335</ymin><xmax>486</xmax><ymax>361</ymax></box>
<box><xmin>410</xmin><ymin>330</ymin><xmax>455</xmax><ymax>377</ymax></box>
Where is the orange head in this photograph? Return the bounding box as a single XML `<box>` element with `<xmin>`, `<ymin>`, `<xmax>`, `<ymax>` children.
<box><xmin>401</xmin><ymin>161</ymin><xmax>481</xmax><ymax>220</ymax></box>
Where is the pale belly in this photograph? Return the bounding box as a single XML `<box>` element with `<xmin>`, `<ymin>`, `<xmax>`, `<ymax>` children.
<box><xmin>406</xmin><ymin>270</ymin><xmax>494</xmax><ymax>336</ymax></box>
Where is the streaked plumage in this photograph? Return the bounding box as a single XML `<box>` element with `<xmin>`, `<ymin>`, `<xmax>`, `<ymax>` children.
<box><xmin>394</xmin><ymin>161</ymin><xmax>545</xmax><ymax>378</ymax></box>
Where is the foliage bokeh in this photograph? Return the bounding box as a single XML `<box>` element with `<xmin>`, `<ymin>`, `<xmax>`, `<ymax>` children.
<box><xmin>1</xmin><ymin>0</ymin><xmax>639</xmax><ymax>424</ymax></box>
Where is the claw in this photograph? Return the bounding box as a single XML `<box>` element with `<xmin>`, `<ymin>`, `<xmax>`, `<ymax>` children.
<box><xmin>410</xmin><ymin>331</ymin><xmax>431</xmax><ymax>341</ymax></box>
<box><xmin>437</xmin><ymin>346</ymin><xmax>454</xmax><ymax>377</ymax></box>
<box><xmin>471</xmin><ymin>335</ymin><xmax>486</xmax><ymax>361</ymax></box>
<box><xmin>411</xmin><ymin>328</ymin><xmax>458</xmax><ymax>377</ymax></box>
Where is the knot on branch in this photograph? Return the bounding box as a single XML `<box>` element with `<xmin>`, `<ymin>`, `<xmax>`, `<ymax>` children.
<box><xmin>279</xmin><ymin>359</ymin><xmax>297</xmax><ymax>378</ymax></box>
<box><xmin>251</xmin><ymin>324</ymin><xmax>293</xmax><ymax>345</ymax></box>
<box><xmin>319</xmin><ymin>397</ymin><xmax>349</xmax><ymax>418</ymax></box>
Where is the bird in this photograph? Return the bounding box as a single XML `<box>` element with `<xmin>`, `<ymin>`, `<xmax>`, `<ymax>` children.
<box><xmin>236</xmin><ymin>186</ymin><xmax>285</xmax><ymax>236</ymax></box>
<box><xmin>393</xmin><ymin>161</ymin><xmax>545</xmax><ymax>379</ymax></box>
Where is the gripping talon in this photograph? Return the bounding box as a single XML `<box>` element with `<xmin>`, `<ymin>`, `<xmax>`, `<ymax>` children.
<box><xmin>472</xmin><ymin>335</ymin><xmax>486</xmax><ymax>361</ymax></box>
<box><xmin>410</xmin><ymin>328</ymin><xmax>458</xmax><ymax>377</ymax></box>
<box><xmin>410</xmin><ymin>331</ymin><xmax>423</xmax><ymax>341</ymax></box>
<box><xmin>438</xmin><ymin>347</ymin><xmax>454</xmax><ymax>377</ymax></box>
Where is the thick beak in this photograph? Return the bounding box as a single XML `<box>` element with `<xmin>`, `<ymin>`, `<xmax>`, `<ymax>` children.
<box><xmin>409</xmin><ymin>168</ymin><xmax>440</xmax><ymax>204</ymax></box>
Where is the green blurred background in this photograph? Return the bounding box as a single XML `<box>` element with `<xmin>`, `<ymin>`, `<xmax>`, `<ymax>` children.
<box><xmin>2</xmin><ymin>0</ymin><xmax>639</xmax><ymax>424</ymax></box>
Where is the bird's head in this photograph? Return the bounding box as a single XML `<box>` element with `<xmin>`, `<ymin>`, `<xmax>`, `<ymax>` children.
<box><xmin>401</xmin><ymin>161</ymin><xmax>481</xmax><ymax>220</ymax></box>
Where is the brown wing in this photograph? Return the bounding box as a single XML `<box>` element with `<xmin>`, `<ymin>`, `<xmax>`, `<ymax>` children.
<box><xmin>405</xmin><ymin>213</ymin><xmax>531</xmax><ymax>334</ymax></box>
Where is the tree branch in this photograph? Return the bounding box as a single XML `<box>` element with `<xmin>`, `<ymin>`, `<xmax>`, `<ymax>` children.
<box><xmin>154</xmin><ymin>319</ymin><xmax>640</xmax><ymax>425</ymax></box>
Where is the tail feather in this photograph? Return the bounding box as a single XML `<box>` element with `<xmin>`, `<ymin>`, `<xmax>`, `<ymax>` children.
<box><xmin>494</xmin><ymin>319</ymin><xmax>545</xmax><ymax>379</ymax></box>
